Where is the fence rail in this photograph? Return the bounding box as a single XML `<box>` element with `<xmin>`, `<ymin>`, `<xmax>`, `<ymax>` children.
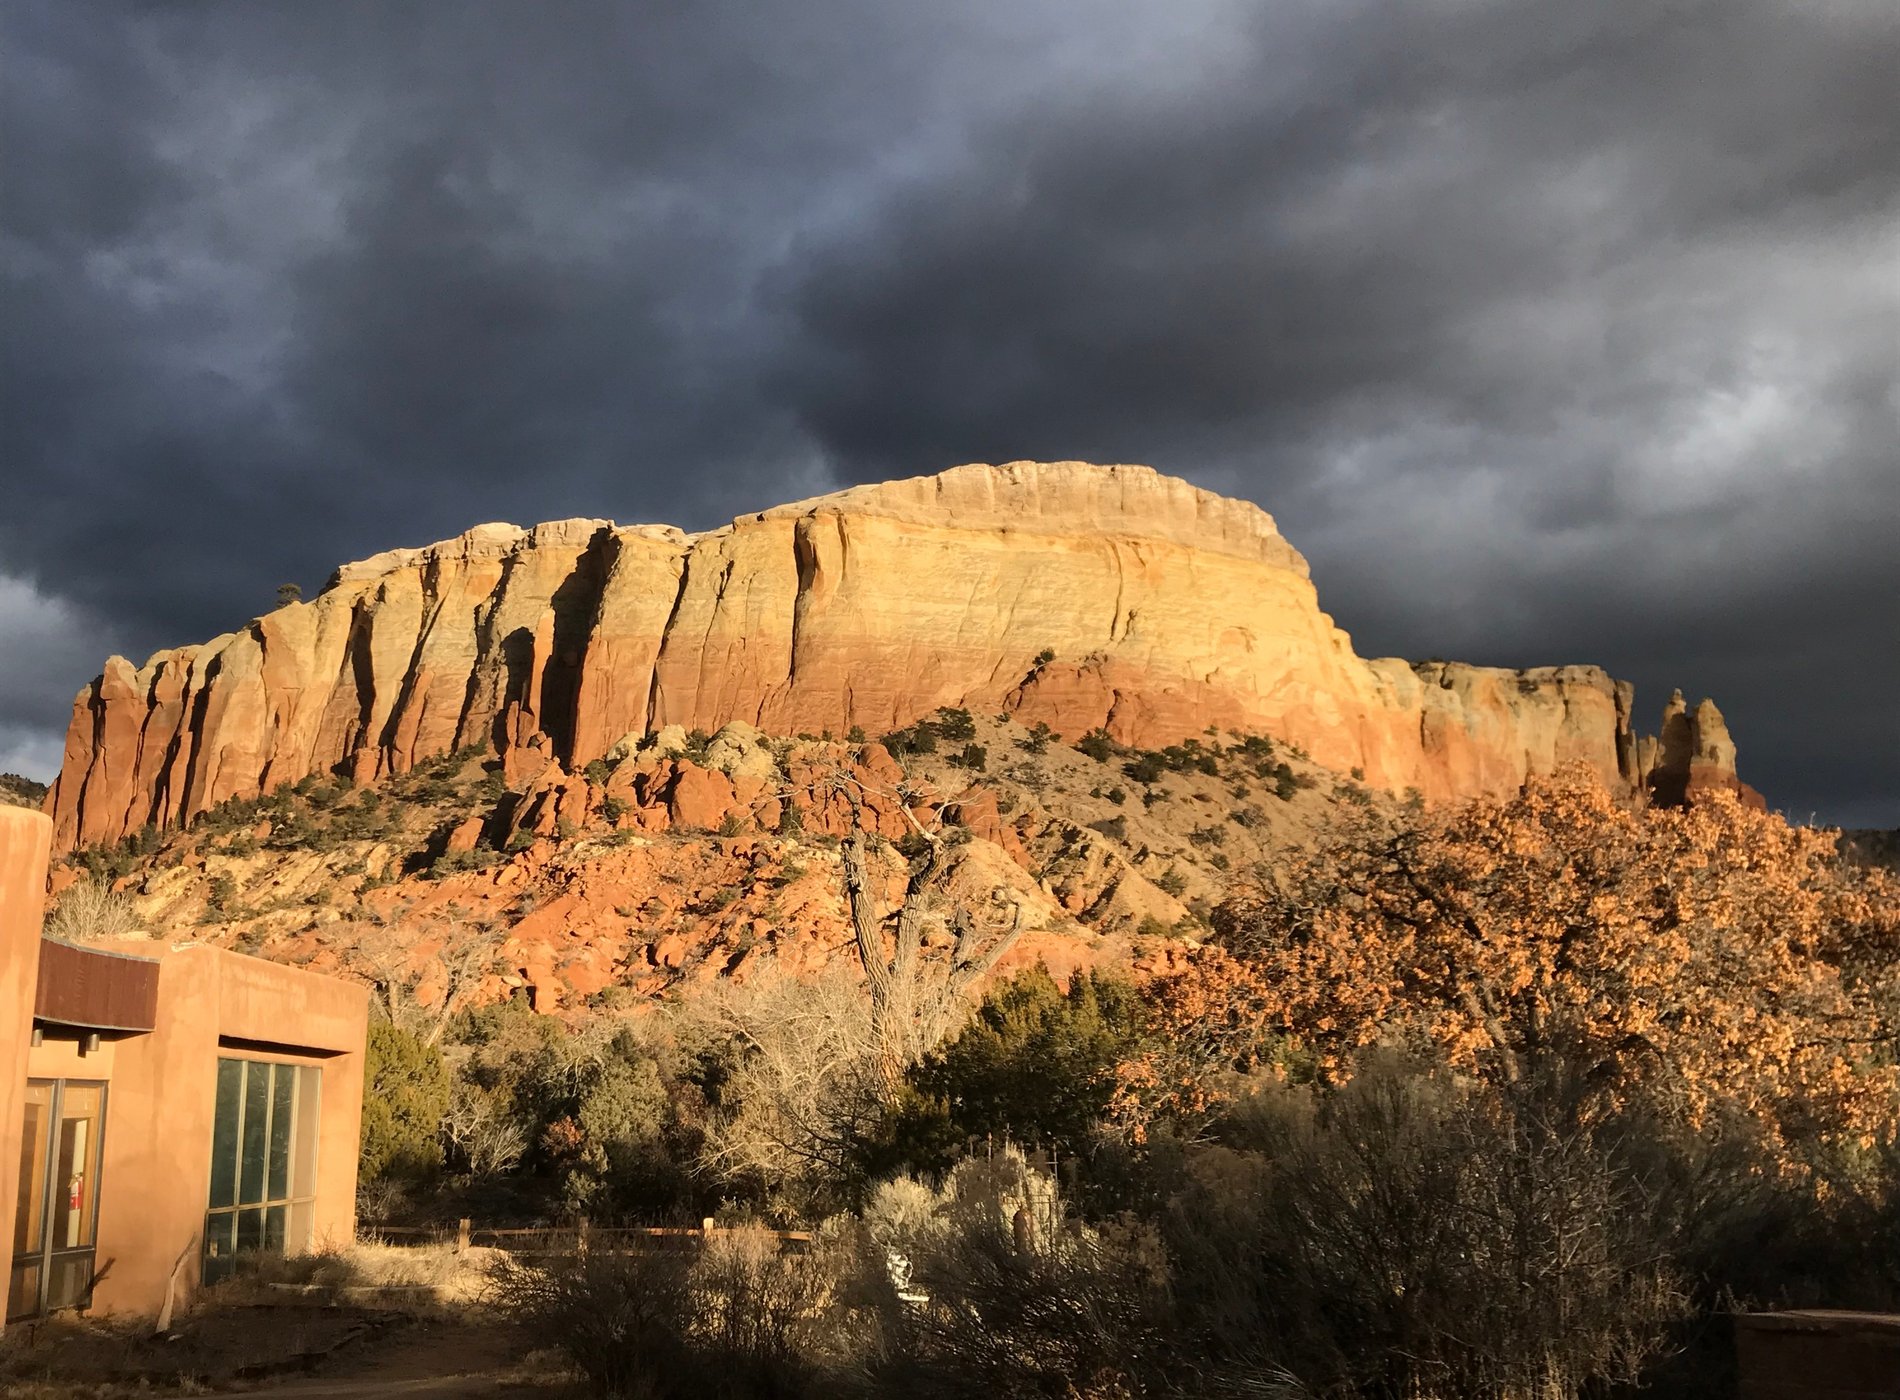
<box><xmin>361</xmin><ymin>1218</ymin><xmax>814</xmax><ymax>1257</ymax></box>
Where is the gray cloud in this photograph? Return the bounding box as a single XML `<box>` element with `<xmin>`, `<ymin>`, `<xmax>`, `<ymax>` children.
<box><xmin>1</xmin><ymin>0</ymin><xmax>1894</xmax><ymax>822</ymax></box>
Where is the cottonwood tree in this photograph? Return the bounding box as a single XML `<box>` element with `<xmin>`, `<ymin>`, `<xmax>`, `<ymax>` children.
<box><xmin>342</xmin><ymin>903</ymin><xmax>509</xmax><ymax>1046</ymax></box>
<box><xmin>706</xmin><ymin>768</ymin><xmax>1026</xmax><ymax>1207</ymax></box>
<box><xmin>702</xmin><ymin>967</ymin><xmax>891</xmax><ymax>1208</ymax></box>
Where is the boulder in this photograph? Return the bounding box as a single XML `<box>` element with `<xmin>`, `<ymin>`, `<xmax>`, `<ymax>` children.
<box><xmin>703</xmin><ymin>722</ymin><xmax>780</xmax><ymax>782</ymax></box>
<box><xmin>665</xmin><ymin>763</ymin><xmax>739</xmax><ymax>832</ymax></box>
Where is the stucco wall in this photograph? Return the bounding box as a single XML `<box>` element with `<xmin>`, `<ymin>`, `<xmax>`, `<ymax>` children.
<box><xmin>0</xmin><ymin>806</ymin><xmax>52</xmax><ymax>1337</ymax></box>
<box><xmin>60</xmin><ymin>943</ymin><xmax>369</xmax><ymax>1316</ymax></box>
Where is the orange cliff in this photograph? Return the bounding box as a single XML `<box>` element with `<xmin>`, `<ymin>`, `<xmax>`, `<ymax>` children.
<box><xmin>45</xmin><ymin>462</ymin><xmax>1747</xmax><ymax>852</ymax></box>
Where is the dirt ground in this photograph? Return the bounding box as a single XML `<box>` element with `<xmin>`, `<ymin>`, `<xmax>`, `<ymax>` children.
<box><xmin>232</xmin><ymin>1315</ymin><xmax>583</xmax><ymax>1397</ymax></box>
<box><xmin>2</xmin><ymin>1311</ymin><xmax>582</xmax><ymax>1399</ymax></box>
<box><xmin>0</xmin><ymin>1245</ymin><xmax>586</xmax><ymax>1399</ymax></box>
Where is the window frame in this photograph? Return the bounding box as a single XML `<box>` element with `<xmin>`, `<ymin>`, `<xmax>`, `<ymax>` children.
<box><xmin>202</xmin><ymin>1056</ymin><xmax>321</xmax><ymax>1285</ymax></box>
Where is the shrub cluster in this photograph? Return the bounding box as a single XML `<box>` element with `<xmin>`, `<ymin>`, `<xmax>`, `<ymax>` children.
<box><xmin>882</xmin><ymin>707</ymin><xmax>977</xmax><ymax>758</ymax></box>
<box><xmin>492</xmin><ymin>1055</ymin><xmax>1900</xmax><ymax>1399</ymax></box>
<box><xmin>363</xmin><ymin>768</ymin><xmax>1900</xmax><ymax>1399</ymax></box>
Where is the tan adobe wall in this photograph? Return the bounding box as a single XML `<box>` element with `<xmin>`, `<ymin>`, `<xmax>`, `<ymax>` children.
<box><xmin>0</xmin><ymin>806</ymin><xmax>52</xmax><ymax>1336</ymax></box>
<box><xmin>56</xmin><ymin>942</ymin><xmax>369</xmax><ymax>1316</ymax></box>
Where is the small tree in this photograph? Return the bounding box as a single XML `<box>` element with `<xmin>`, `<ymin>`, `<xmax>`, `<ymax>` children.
<box><xmin>360</xmin><ymin>1019</ymin><xmax>451</xmax><ymax>1186</ymax></box>
<box><xmin>902</xmin><ymin>967</ymin><xmax>1151</xmax><ymax>1163</ymax></box>
<box><xmin>275</xmin><ymin>582</ymin><xmax>303</xmax><ymax>607</ymax></box>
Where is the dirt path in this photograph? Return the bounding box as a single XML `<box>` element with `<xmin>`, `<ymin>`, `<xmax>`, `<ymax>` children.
<box><xmin>231</xmin><ymin>1316</ymin><xmax>577</xmax><ymax>1398</ymax></box>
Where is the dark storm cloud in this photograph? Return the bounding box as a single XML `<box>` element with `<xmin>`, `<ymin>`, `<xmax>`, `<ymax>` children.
<box><xmin>1</xmin><ymin>0</ymin><xmax>1894</xmax><ymax>821</ymax></box>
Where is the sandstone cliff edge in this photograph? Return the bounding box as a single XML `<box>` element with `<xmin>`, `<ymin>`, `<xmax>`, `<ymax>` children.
<box><xmin>47</xmin><ymin>461</ymin><xmax>1748</xmax><ymax>850</ymax></box>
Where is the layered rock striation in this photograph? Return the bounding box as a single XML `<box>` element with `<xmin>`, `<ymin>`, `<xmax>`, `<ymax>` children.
<box><xmin>47</xmin><ymin>462</ymin><xmax>1744</xmax><ymax>851</ymax></box>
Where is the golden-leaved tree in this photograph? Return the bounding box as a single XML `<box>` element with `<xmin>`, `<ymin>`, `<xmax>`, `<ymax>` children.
<box><xmin>1158</xmin><ymin>769</ymin><xmax>1898</xmax><ymax>1156</ymax></box>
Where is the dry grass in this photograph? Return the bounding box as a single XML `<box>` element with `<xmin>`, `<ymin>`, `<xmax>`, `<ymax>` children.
<box><xmin>44</xmin><ymin>880</ymin><xmax>143</xmax><ymax>943</ymax></box>
<box><xmin>210</xmin><ymin>1240</ymin><xmax>498</xmax><ymax>1311</ymax></box>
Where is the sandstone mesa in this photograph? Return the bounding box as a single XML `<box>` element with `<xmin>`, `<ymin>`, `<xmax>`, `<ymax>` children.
<box><xmin>46</xmin><ymin>461</ymin><xmax>1751</xmax><ymax>852</ymax></box>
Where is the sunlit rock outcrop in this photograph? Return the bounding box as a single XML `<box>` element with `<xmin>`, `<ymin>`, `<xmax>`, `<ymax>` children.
<box><xmin>47</xmin><ymin>461</ymin><xmax>1740</xmax><ymax>850</ymax></box>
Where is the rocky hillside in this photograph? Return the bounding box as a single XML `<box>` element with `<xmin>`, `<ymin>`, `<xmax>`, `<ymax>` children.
<box><xmin>59</xmin><ymin>712</ymin><xmax>1371</xmax><ymax>1012</ymax></box>
<box><xmin>0</xmin><ymin>773</ymin><xmax>48</xmax><ymax>810</ymax></box>
<box><xmin>47</xmin><ymin>462</ymin><xmax>1751</xmax><ymax>854</ymax></box>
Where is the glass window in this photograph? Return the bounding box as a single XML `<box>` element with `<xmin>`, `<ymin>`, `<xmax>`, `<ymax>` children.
<box><xmin>51</xmin><ymin>1084</ymin><xmax>103</xmax><ymax>1254</ymax></box>
<box><xmin>267</xmin><ymin>1064</ymin><xmax>294</xmax><ymax>1200</ymax></box>
<box><xmin>208</xmin><ymin>1059</ymin><xmax>241</xmax><ymax>1208</ymax></box>
<box><xmin>239</xmin><ymin>1062</ymin><xmax>270</xmax><ymax>1204</ymax></box>
<box><xmin>203</xmin><ymin>1059</ymin><xmax>321</xmax><ymax>1285</ymax></box>
<box><xmin>13</xmin><ymin>1083</ymin><xmax>51</xmax><ymax>1256</ymax></box>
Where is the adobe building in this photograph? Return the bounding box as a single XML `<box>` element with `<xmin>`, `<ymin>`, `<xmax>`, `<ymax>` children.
<box><xmin>2</xmin><ymin>804</ymin><xmax>368</xmax><ymax>1328</ymax></box>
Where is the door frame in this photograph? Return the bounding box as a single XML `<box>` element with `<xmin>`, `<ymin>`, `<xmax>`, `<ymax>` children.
<box><xmin>8</xmin><ymin>1077</ymin><xmax>109</xmax><ymax>1322</ymax></box>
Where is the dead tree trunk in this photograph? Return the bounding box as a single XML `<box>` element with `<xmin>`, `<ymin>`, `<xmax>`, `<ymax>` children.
<box><xmin>839</xmin><ymin>805</ymin><xmax>1023</xmax><ymax>1090</ymax></box>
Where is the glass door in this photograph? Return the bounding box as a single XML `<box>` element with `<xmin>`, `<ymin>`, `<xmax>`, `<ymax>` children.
<box><xmin>8</xmin><ymin>1080</ymin><xmax>106</xmax><ymax>1321</ymax></box>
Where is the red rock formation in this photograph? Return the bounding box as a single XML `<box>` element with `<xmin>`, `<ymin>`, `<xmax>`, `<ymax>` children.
<box><xmin>1640</xmin><ymin>691</ymin><xmax>1764</xmax><ymax>810</ymax></box>
<box><xmin>45</xmin><ymin>462</ymin><xmax>1748</xmax><ymax>851</ymax></box>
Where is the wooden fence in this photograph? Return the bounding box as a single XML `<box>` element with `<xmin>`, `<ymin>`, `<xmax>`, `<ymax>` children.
<box><xmin>361</xmin><ymin>1219</ymin><xmax>814</xmax><ymax>1257</ymax></box>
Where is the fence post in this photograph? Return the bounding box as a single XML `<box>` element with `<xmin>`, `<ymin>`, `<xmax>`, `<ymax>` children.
<box><xmin>455</xmin><ymin>1218</ymin><xmax>471</xmax><ymax>1256</ymax></box>
<box><xmin>578</xmin><ymin>1219</ymin><xmax>591</xmax><ymax>1256</ymax></box>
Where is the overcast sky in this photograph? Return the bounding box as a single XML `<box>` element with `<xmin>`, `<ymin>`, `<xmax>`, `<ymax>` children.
<box><xmin>2</xmin><ymin>0</ymin><xmax>1895</xmax><ymax>824</ymax></box>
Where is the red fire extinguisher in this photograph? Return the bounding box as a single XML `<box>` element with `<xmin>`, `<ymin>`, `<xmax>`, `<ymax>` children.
<box><xmin>69</xmin><ymin>1172</ymin><xmax>83</xmax><ymax>1213</ymax></box>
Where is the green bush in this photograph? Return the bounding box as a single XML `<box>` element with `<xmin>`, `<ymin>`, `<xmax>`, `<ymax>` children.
<box><xmin>1162</xmin><ymin>1059</ymin><xmax>1695</xmax><ymax>1400</ymax></box>
<box><xmin>428</xmin><ymin>846</ymin><xmax>500</xmax><ymax>878</ymax></box>
<box><xmin>933</xmin><ymin>707</ymin><xmax>976</xmax><ymax>741</ymax></box>
<box><xmin>1122</xmin><ymin>752</ymin><xmax>1165</xmax><ymax>785</ymax></box>
<box><xmin>205</xmin><ymin>872</ymin><xmax>239</xmax><ymax>916</ymax></box>
<box><xmin>1015</xmin><ymin>722</ymin><xmax>1056</xmax><ymax>755</ymax></box>
<box><xmin>359</xmin><ymin>1020</ymin><xmax>450</xmax><ymax>1184</ymax></box>
<box><xmin>567</xmin><ymin>1048</ymin><xmax>685</xmax><ymax>1214</ymax></box>
<box><xmin>868</xmin><ymin>1152</ymin><xmax>1175</xmax><ymax>1400</ymax></box>
<box><xmin>491</xmin><ymin>1224</ymin><xmax>858</xmax><ymax>1399</ymax></box>
<box><xmin>491</xmin><ymin>1249</ymin><xmax>696</xmax><ymax>1396</ymax></box>
<box><xmin>869</xmin><ymin>968</ymin><xmax>1151</xmax><ymax>1177</ymax></box>
<box><xmin>882</xmin><ymin>724</ymin><xmax>938</xmax><ymax>756</ymax></box>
